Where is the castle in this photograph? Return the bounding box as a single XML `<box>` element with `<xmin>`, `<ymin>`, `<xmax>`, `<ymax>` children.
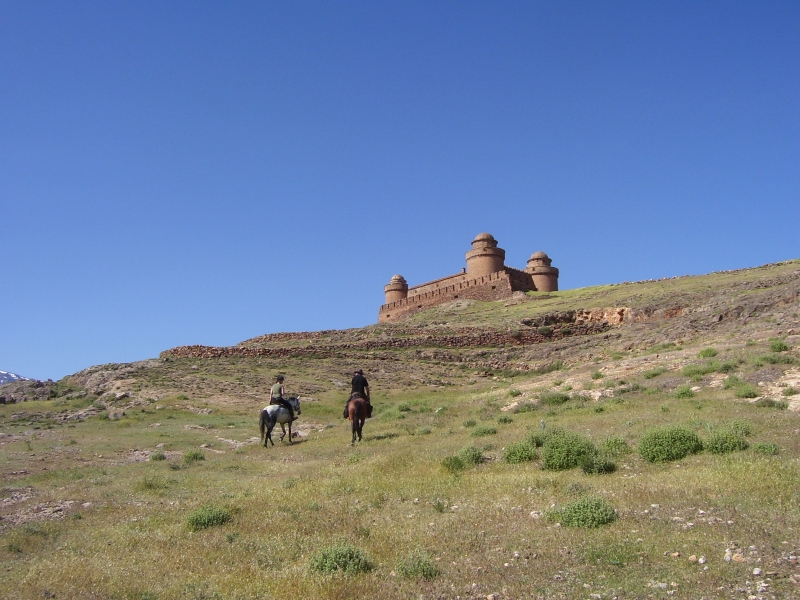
<box><xmin>378</xmin><ymin>233</ymin><xmax>559</xmax><ymax>322</ymax></box>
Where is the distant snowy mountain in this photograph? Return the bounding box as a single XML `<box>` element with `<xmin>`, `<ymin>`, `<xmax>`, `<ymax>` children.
<box><xmin>0</xmin><ymin>371</ymin><xmax>28</xmax><ymax>385</ymax></box>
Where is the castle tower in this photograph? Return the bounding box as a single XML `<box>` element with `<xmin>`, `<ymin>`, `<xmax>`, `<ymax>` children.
<box><xmin>525</xmin><ymin>251</ymin><xmax>559</xmax><ymax>292</ymax></box>
<box><xmin>465</xmin><ymin>233</ymin><xmax>506</xmax><ymax>276</ymax></box>
<box><xmin>384</xmin><ymin>274</ymin><xmax>408</xmax><ymax>304</ymax></box>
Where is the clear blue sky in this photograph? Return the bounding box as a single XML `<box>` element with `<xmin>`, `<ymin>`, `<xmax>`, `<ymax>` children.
<box><xmin>2</xmin><ymin>2</ymin><xmax>798</xmax><ymax>381</ymax></box>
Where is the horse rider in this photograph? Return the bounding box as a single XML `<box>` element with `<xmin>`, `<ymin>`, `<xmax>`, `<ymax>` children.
<box><xmin>344</xmin><ymin>368</ymin><xmax>372</xmax><ymax>418</ymax></box>
<box><xmin>270</xmin><ymin>375</ymin><xmax>297</xmax><ymax>421</ymax></box>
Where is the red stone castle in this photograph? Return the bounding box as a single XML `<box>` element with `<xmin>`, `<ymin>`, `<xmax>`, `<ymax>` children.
<box><xmin>378</xmin><ymin>233</ymin><xmax>559</xmax><ymax>322</ymax></box>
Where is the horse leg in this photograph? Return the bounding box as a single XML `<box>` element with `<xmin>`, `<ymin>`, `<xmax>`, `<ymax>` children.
<box><xmin>287</xmin><ymin>420</ymin><xmax>293</xmax><ymax>444</ymax></box>
<box><xmin>279</xmin><ymin>422</ymin><xmax>286</xmax><ymax>443</ymax></box>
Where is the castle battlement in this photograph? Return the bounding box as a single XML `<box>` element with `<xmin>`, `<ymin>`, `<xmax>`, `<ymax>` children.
<box><xmin>378</xmin><ymin>233</ymin><xmax>558</xmax><ymax>322</ymax></box>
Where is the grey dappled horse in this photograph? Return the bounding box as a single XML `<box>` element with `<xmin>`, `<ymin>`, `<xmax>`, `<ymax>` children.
<box><xmin>259</xmin><ymin>396</ymin><xmax>301</xmax><ymax>447</ymax></box>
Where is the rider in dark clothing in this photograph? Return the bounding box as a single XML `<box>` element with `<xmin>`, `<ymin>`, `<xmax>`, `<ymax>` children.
<box><xmin>344</xmin><ymin>369</ymin><xmax>372</xmax><ymax>418</ymax></box>
<box><xmin>270</xmin><ymin>375</ymin><xmax>297</xmax><ymax>421</ymax></box>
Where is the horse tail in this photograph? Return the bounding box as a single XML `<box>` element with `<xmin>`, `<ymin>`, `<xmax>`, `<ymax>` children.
<box><xmin>259</xmin><ymin>409</ymin><xmax>267</xmax><ymax>439</ymax></box>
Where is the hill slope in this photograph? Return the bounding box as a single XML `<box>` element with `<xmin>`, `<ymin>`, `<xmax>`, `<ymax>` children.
<box><xmin>1</xmin><ymin>259</ymin><xmax>799</xmax><ymax>599</ymax></box>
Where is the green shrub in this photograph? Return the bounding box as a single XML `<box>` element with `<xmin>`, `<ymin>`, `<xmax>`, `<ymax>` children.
<box><xmin>395</xmin><ymin>549</ymin><xmax>439</xmax><ymax>580</ymax></box>
<box><xmin>398</xmin><ymin>403</ymin><xmax>412</xmax><ymax>412</ymax></box>
<box><xmin>728</xmin><ymin>419</ymin><xmax>753</xmax><ymax>437</ymax></box>
<box><xmin>706</xmin><ymin>429</ymin><xmax>749</xmax><ymax>454</ymax></box>
<box><xmin>149</xmin><ymin>451</ymin><xmax>166</xmax><ymax>461</ymax></box>
<box><xmin>674</xmin><ymin>385</ymin><xmax>695</xmax><ymax>399</ymax></box>
<box><xmin>579</xmin><ymin>454</ymin><xmax>616</xmax><ymax>474</ymax></box>
<box><xmin>512</xmin><ymin>402</ymin><xmax>538</xmax><ymax>413</ymax></box>
<box><xmin>590</xmin><ymin>371</ymin><xmax>603</xmax><ymax>380</ymax></box>
<box><xmin>734</xmin><ymin>383</ymin><xmax>759</xmax><ymax>399</ymax></box>
<box><xmin>530</xmin><ymin>361</ymin><xmax>564</xmax><ymax>375</ymax></box>
<box><xmin>458</xmin><ymin>445</ymin><xmax>484</xmax><ymax>465</ymax></box>
<box><xmin>754</xmin><ymin>353</ymin><xmax>796</xmax><ymax>367</ymax></box>
<box><xmin>753</xmin><ymin>398</ymin><xmax>788</xmax><ymax>409</ymax></box>
<box><xmin>184</xmin><ymin>450</ymin><xmax>205</xmax><ymax>463</ymax></box>
<box><xmin>503</xmin><ymin>441</ymin><xmax>538</xmax><ymax>464</ymax></box>
<box><xmin>540</xmin><ymin>391</ymin><xmax>571</xmax><ymax>405</ymax></box>
<box><xmin>643</xmin><ymin>367</ymin><xmax>667</xmax><ymax>379</ymax></box>
<box><xmin>698</xmin><ymin>348</ymin><xmax>718</xmax><ymax>358</ymax></box>
<box><xmin>782</xmin><ymin>386</ymin><xmax>799</xmax><ymax>397</ymax></box>
<box><xmin>186</xmin><ymin>504</ymin><xmax>232</xmax><ymax>531</ymax></box>
<box><xmin>471</xmin><ymin>426</ymin><xmax>497</xmax><ymax>437</ymax></box>
<box><xmin>600</xmin><ymin>436</ymin><xmax>631</xmax><ymax>457</ymax></box>
<box><xmin>549</xmin><ymin>496</ymin><xmax>617</xmax><ymax>528</ymax></box>
<box><xmin>416</xmin><ymin>427</ymin><xmax>432</xmax><ymax>435</ymax></box>
<box><xmin>541</xmin><ymin>430</ymin><xmax>597</xmax><ymax>471</ymax></box>
<box><xmin>752</xmin><ymin>442</ymin><xmax>779</xmax><ymax>455</ymax></box>
<box><xmin>497</xmin><ymin>415</ymin><xmax>513</xmax><ymax>424</ymax></box>
<box><xmin>770</xmin><ymin>340</ymin><xmax>790</xmax><ymax>352</ymax></box>
<box><xmin>463</xmin><ymin>419</ymin><xmax>476</xmax><ymax>428</ymax></box>
<box><xmin>309</xmin><ymin>543</ymin><xmax>371</xmax><ymax>574</ymax></box>
<box><xmin>639</xmin><ymin>426</ymin><xmax>703</xmax><ymax>463</ymax></box>
<box><xmin>441</xmin><ymin>456</ymin><xmax>465</xmax><ymax>473</ymax></box>
<box><xmin>508</xmin><ymin>389</ymin><xmax>522</xmax><ymax>397</ymax></box>
<box><xmin>537</xmin><ymin>326</ymin><xmax>554</xmax><ymax>337</ymax></box>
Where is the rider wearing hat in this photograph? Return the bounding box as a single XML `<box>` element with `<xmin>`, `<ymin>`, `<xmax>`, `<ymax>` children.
<box><xmin>270</xmin><ymin>375</ymin><xmax>297</xmax><ymax>421</ymax></box>
<box><xmin>344</xmin><ymin>368</ymin><xmax>372</xmax><ymax>418</ymax></box>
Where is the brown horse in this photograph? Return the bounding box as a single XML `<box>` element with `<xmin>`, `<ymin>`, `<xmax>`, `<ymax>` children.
<box><xmin>346</xmin><ymin>395</ymin><xmax>368</xmax><ymax>445</ymax></box>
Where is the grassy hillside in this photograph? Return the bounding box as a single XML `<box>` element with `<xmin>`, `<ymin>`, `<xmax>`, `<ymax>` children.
<box><xmin>1</xmin><ymin>260</ymin><xmax>799</xmax><ymax>599</ymax></box>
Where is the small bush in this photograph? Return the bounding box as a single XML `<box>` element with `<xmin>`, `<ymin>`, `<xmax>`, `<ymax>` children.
<box><xmin>497</xmin><ymin>415</ymin><xmax>513</xmax><ymax>424</ymax></box>
<box><xmin>540</xmin><ymin>391</ymin><xmax>570</xmax><ymax>406</ymax></box>
<box><xmin>541</xmin><ymin>430</ymin><xmax>597</xmax><ymax>471</ymax></box>
<box><xmin>549</xmin><ymin>496</ymin><xmax>617</xmax><ymax>528</ymax></box>
<box><xmin>579</xmin><ymin>454</ymin><xmax>616</xmax><ymax>474</ymax></box>
<box><xmin>512</xmin><ymin>402</ymin><xmax>538</xmax><ymax>413</ymax></box>
<box><xmin>698</xmin><ymin>348</ymin><xmax>718</xmax><ymax>358</ymax></box>
<box><xmin>600</xmin><ymin>436</ymin><xmax>631</xmax><ymax>457</ymax></box>
<box><xmin>752</xmin><ymin>442</ymin><xmax>779</xmax><ymax>455</ymax></box>
<box><xmin>503</xmin><ymin>441</ymin><xmax>538</xmax><ymax>464</ymax></box>
<box><xmin>754</xmin><ymin>353</ymin><xmax>796</xmax><ymax>367</ymax></box>
<box><xmin>149</xmin><ymin>451</ymin><xmax>166</xmax><ymax>461</ymax></box>
<box><xmin>309</xmin><ymin>543</ymin><xmax>371</xmax><ymax>574</ymax></box>
<box><xmin>398</xmin><ymin>403</ymin><xmax>412</xmax><ymax>412</ymax></box>
<box><xmin>186</xmin><ymin>504</ymin><xmax>232</xmax><ymax>531</ymax></box>
<box><xmin>508</xmin><ymin>389</ymin><xmax>522</xmax><ymax>397</ymax></box>
<box><xmin>639</xmin><ymin>426</ymin><xmax>703</xmax><ymax>463</ymax></box>
<box><xmin>770</xmin><ymin>340</ymin><xmax>790</xmax><ymax>352</ymax></box>
<box><xmin>706</xmin><ymin>429</ymin><xmax>749</xmax><ymax>454</ymax></box>
<box><xmin>753</xmin><ymin>398</ymin><xmax>788</xmax><ymax>409</ymax></box>
<box><xmin>471</xmin><ymin>426</ymin><xmax>497</xmax><ymax>437</ymax></box>
<box><xmin>674</xmin><ymin>385</ymin><xmax>695</xmax><ymax>399</ymax></box>
<box><xmin>782</xmin><ymin>386</ymin><xmax>799</xmax><ymax>397</ymax></box>
<box><xmin>138</xmin><ymin>475</ymin><xmax>169</xmax><ymax>491</ymax></box>
<box><xmin>643</xmin><ymin>367</ymin><xmax>667</xmax><ymax>379</ymax></box>
<box><xmin>416</xmin><ymin>427</ymin><xmax>432</xmax><ymax>435</ymax></box>
<box><xmin>184</xmin><ymin>450</ymin><xmax>205</xmax><ymax>463</ymax></box>
<box><xmin>530</xmin><ymin>361</ymin><xmax>564</xmax><ymax>375</ymax></box>
<box><xmin>463</xmin><ymin>419</ymin><xmax>477</xmax><ymax>428</ymax></box>
<box><xmin>441</xmin><ymin>456</ymin><xmax>465</xmax><ymax>474</ymax></box>
<box><xmin>458</xmin><ymin>445</ymin><xmax>484</xmax><ymax>465</ymax></box>
<box><xmin>537</xmin><ymin>326</ymin><xmax>554</xmax><ymax>337</ymax></box>
<box><xmin>728</xmin><ymin>419</ymin><xmax>753</xmax><ymax>437</ymax></box>
<box><xmin>734</xmin><ymin>383</ymin><xmax>759</xmax><ymax>399</ymax></box>
<box><xmin>395</xmin><ymin>549</ymin><xmax>439</xmax><ymax>580</ymax></box>
<box><xmin>590</xmin><ymin>371</ymin><xmax>603</xmax><ymax>380</ymax></box>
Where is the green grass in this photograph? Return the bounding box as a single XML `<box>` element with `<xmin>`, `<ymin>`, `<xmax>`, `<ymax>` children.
<box><xmin>2</xmin><ymin>259</ymin><xmax>800</xmax><ymax>599</ymax></box>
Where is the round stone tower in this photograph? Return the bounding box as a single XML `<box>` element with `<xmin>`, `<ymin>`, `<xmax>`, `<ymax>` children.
<box><xmin>384</xmin><ymin>274</ymin><xmax>408</xmax><ymax>304</ymax></box>
<box><xmin>525</xmin><ymin>251</ymin><xmax>559</xmax><ymax>292</ymax></box>
<box><xmin>465</xmin><ymin>233</ymin><xmax>506</xmax><ymax>276</ymax></box>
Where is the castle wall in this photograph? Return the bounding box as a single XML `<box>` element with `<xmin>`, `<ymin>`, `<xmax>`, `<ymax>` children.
<box><xmin>379</xmin><ymin>269</ymin><xmax>525</xmax><ymax>322</ymax></box>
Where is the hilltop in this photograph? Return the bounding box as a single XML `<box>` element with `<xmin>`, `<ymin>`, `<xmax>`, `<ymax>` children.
<box><xmin>1</xmin><ymin>259</ymin><xmax>799</xmax><ymax>599</ymax></box>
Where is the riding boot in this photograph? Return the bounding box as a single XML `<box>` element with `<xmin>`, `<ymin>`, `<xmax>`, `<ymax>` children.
<box><xmin>366</xmin><ymin>402</ymin><xmax>373</xmax><ymax>419</ymax></box>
